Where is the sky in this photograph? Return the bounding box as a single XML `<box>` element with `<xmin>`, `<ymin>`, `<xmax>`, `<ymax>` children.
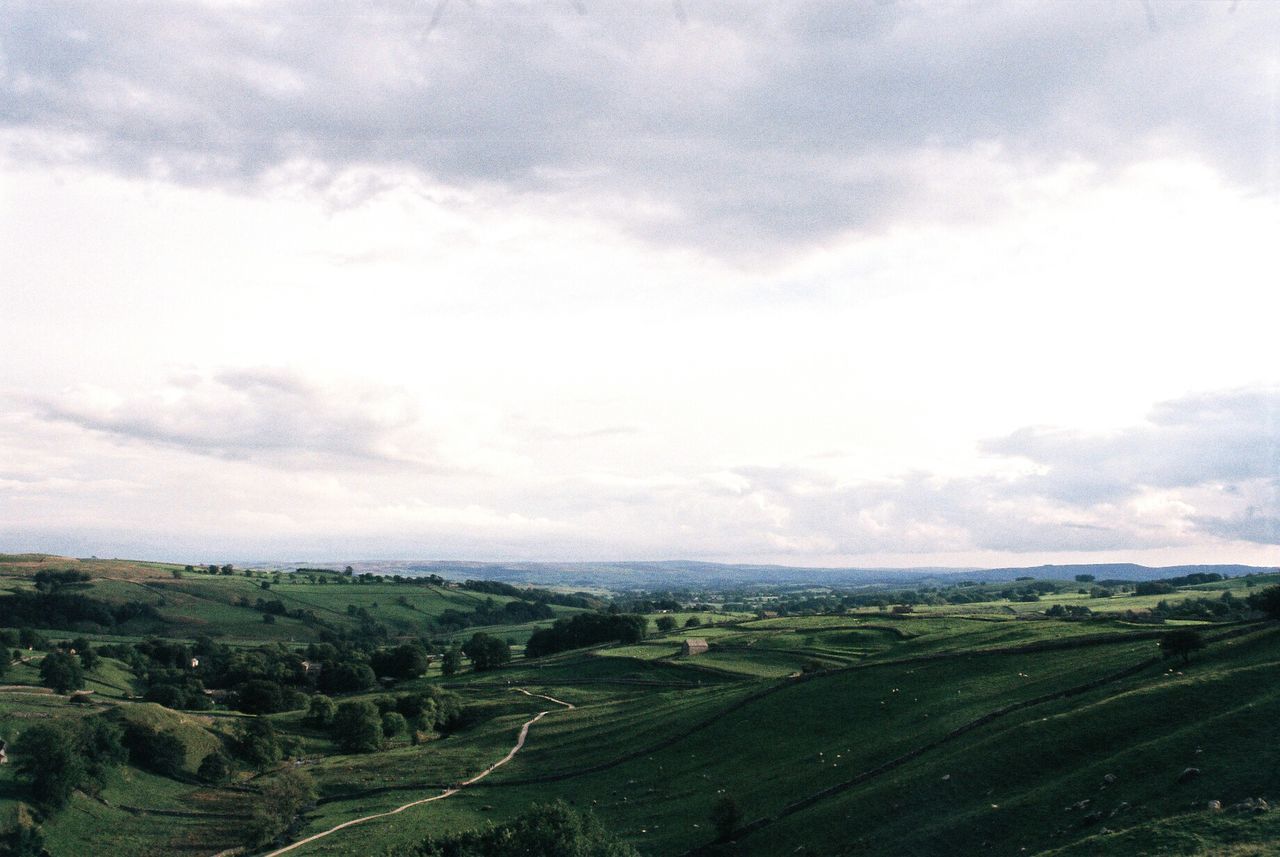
<box><xmin>1</xmin><ymin>0</ymin><xmax>1278</xmax><ymax>568</ymax></box>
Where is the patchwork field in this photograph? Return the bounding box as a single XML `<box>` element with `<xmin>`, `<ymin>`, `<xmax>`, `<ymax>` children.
<box><xmin>1</xmin><ymin>555</ymin><xmax>1277</xmax><ymax>856</ymax></box>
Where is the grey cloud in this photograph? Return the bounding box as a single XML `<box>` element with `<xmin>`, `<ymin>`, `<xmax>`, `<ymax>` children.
<box><xmin>31</xmin><ymin>368</ymin><xmax>441</xmax><ymax>468</ymax></box>
<box><xmin>2</xmin><ymin>1</ymin><xmax>1276</xmax><ymax>254</ymax></box>
<box><xmin>986</xmin><ymin>388</ymin><xmax>1280</xmax><ymax>503</ymax></box>
<box><xmin>1194</xmin><ymin>510</ymin><xmax>1280</xmax><ymax>546</ymax></box>
<box><xmin>707</xmin><ymin>387</ymin><xmax>1280</xmax><ymax>554</ymax></box>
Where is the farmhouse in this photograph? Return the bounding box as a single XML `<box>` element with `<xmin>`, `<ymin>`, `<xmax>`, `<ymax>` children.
<box><xmin>681</xmin><ymin>638</ymin><xmax>709</xmax><ymax>656</ymax></box>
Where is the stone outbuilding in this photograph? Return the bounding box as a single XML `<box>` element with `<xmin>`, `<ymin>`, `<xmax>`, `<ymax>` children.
<box><xmin>681</xmin><ymin>638</ymin><xmax>709</xmax><ymax>656</ymax></box>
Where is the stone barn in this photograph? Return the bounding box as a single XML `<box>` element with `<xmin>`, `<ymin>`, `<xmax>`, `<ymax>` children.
<box><xmin>681</xmin><ymin>638</ymin><xmax>709</xmax><ymax>656</ymax></box>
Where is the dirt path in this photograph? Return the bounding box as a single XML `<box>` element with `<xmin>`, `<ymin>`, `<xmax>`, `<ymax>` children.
<box><xmin>257</xmin><ymin>688</ymin><xmax>573</xmax><ymax>857</ymax></box>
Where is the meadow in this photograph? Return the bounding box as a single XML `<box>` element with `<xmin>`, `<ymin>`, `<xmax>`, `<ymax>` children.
<box><xmin>0</xmin><ymin>554</ymin><xmax>1276</xmax><ymax>856</ymax></box>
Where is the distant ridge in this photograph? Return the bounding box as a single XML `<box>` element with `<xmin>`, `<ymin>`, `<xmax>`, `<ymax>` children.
<box><xmin>263</xmin><ymin>559</ymin><xmax>1279</xmax><ymax>590</ymax></box>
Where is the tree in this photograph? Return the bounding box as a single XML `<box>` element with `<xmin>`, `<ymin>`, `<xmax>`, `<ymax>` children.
<box><xmin>381</xmin><ymin>711</ymin><xmax>407</xmax><ymax>739</ymax></box>
<box><xmin>655</xmin><ymin>616</ymin><xmax>678</xmax><ymax>632</ymax></box>
<box><xmin>38</xmin><ymin>651</ymin><xmax>84</xmax><ymax>693</ymax></box>
<box><xmin>13</xmin><ymin>723</ymin><xmax>86</xmax><ymax>810</ymax></box>
<box><xmin>245</xmin><ymin>769</ymin><xmax>316</xmax><ymax>848</ymax></box>
<box><xmin>709</xmin><ymin>795</ymin><xmax>742</xmax><ymax>842</ymax></box>
<box><xmin>233</xmin><ymin>718</ymin><xmax>282</xmax><ymax>771</ymax></box>
<box><xmin>331</xmin><ymin>701</ymin><xmax>383</xmax><ymax>753</ymax></box>
<box><xmin>684</xmin><ymin>616</ymin><xmax>702</xmax><ymax>628</ymax></box>
<box><xmin>1074</xmin><ymin>574</ymin><xmax>1096</xmax><ymax>583</ymax></box>
<box><xmin>198</xmin><ymin>750</ymin><xmax>231</xmax><ymax>784</ymax></box>
<box><xmin>306</xmin><ymin>694</ymin><xmax>337</xmax><ymax>728</ymax></box>
<box><xmin>318</xmin><ymin>661</ymin><xmax>376</xmax><ymax>695</ymax></box>
<box><xmin>121</xmin><ymin>722</ymin><xmax>186</xmax><ymax>777</ymax></box>
<box><xmin>1247</xmin><ymin>585</ymin><xmax>1280</xmax><ymax>619</ymax></box>
<box><xmin>0</xmin><ymin>804</ymin><xmax>47</xmax><ymax>857</ymax></box>
<box><xmin>236</xmin><ymin>679</ymin><xmax>286</xmax><ymax>715</ymax></box>
<box><xmin>78</xmin><ymin>645</ymin><xmax>99</xmax><ymax>672</ymax></box>
<box><xmin>461</xmin><ymin>633</ymin><xmax>511</xmax><ymax>672</ymax></box>
<box><xmin>1159</xmin><ymin>629</ymin><xmax>1206</xmax><ymax>666</ymax></box>
<box><xmin>441</xmin><ymin>647</ymin><xmax>463</xmax><ymax>676</ymax></box>
<box><xmin>371</xmin><ymin>644</ymin><xmax>429</xmax><ymax>681</ymax></box>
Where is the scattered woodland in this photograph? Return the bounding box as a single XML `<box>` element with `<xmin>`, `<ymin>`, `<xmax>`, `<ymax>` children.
<box><xmin>0</xmin><ymin>553</ymin><xmax>1278</xmax><ymax>856</ymax></box>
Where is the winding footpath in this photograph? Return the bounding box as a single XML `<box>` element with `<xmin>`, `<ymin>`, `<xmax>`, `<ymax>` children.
<box><xmin>258</xmin><ymin>688</ymin><xmax>574</xmax><ymax>857</ymax></box>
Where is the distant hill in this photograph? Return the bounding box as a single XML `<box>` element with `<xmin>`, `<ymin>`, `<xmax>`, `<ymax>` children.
<box><xmin>278</xmin><ymin>559</ymin><xmax>1279</xmax><ymax>591</ymax></box>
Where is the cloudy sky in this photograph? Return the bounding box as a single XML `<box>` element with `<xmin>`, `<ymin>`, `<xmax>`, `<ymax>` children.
<box><xmin>2</xmin><ymin>0</ymin><xmax>1278</xmax><ymax>567</ymax></box>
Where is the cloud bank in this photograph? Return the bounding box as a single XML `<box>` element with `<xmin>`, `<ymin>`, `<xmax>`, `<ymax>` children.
<box><xmin>4</xmin><ymin>1</ymin><xmax>1276</xmax><ymax>253</ymax></box>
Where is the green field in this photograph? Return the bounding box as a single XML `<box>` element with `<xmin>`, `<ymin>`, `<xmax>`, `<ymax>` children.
<box><xmin>1</xmin><ymin>554</ymin><xmax>1277</xmax><ymax>856</ymax></box>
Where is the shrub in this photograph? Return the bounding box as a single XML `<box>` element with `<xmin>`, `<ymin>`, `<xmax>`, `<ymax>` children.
<box><xmin>387</xmin><ymin>800</ymin><xmax>637</xmax><ymax>857</ymax></box>
<box><xmin>381</xmin><ymin>711</ymin><xmax>407</xmax><ymax>738</ymax></box>
<box><xmin>710</xmin><ymin>794</ymin><xmax>743</xmax><ymax>842</ymax></box>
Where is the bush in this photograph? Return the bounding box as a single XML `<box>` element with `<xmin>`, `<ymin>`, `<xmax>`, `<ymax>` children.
<box><xmin>387</xmin><ymin>800</ymin><xmax>637</xmax><ymax>857</ymax></box>
<box><xmin>710</xmin><ymin>794</ymin><xmax>743</xmax><ymax>842</ymax></box>
<box><xmin>381</xmin><ymin>711</ymin><xmax>407</xmax><ymax>738</ymax></box>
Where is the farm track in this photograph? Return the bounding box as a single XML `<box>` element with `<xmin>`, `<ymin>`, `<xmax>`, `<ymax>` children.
<box><xmin>254</xmin><ymin>688</ymin><xmax>574</xmax><ymax>857</ymax></box>
<box><xmin>681</xmin><ymin>622</ymin><xmax>1276</xmax><ymax>854</ymax></box>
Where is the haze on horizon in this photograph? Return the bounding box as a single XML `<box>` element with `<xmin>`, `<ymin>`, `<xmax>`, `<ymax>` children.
<box><xmin>1</xmin><ymin>1</ymin><xmax>1278</xmax><ymax>568</ymax></box>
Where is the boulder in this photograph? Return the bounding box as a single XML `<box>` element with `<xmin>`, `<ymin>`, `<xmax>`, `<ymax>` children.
<box><xmin>1177</xmin><ymin>767</ymin><xmax>1201</xmax><ymax>784</ymax></box>
<box><xmin>1207</xmin><ymin>800</ymin><xmax>1222</xmax><ymax>812</ymax></box>
<box><xmin>1102</xmin><ymin>773</ymin><xmax>1118</xmax><ymax>785</ymax></box>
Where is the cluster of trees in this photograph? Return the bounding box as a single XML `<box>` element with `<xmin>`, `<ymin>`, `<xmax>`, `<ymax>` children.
<box><xmin>433</xmin><ymin>598</ymin><xmax>555</xmax><ymax>633</ymax></box>
<box><xmin>1044</xmin><ymin>604</ymin><xmax>1093</xmax><ymax>620</ymax></box>
<box><xmin>525</xmin><ymin>613</ymin><xmax>648</xmax><ymax>658</ymax></box>
<box><xmin>10</xmin><ymin>716</ymin><xmax>127</xmax><ymax>809</ymax></box>
<box><xmin>1153</xmin><ymin>591</ymin><xmax>1249</xmax><ymax>621</ymax></box>
<box><xmin>307</xmin><ymin>687</ymin><xmax>463</xmax><ymax>752</ymax></box>
<box><xmin>388</xmin><ymin>800</ymin><xmax>638</xmax><ymax>857</ymax></box>
<box><xmin>460</xmin><ymin>633</ymin><xmax>511</xmax><ymax>671</ymax></box>
<box><xmin>1247</xmin><ymin>585</ymin><xmax>1280</xmax><ymax>619</ymax></box>
<box><xmin>460</xmin><ymin>580</ymin><xmax>597</xmax><ymax>609</ymax></box>
<box><xmin>93</xmin><ymin>636</ymin><xmax>436</xmax><ymax>715</ymax></box>
<box><xmin>0</xmin><ymin>590</ymin><xmax>161</xmax><ymax>633</ymax></box>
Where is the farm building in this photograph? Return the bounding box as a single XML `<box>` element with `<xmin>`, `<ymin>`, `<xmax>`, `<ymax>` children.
<box><xmin>681</xmin><ymin>638</ymin><xmax>709</xmax><ymax>656</ymax></box>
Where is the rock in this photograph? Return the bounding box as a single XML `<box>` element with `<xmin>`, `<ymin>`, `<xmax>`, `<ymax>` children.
<box><xmin>1207</xmin><ymin>800</ymin><xmax>1222</xmax><ymax>811</ymax></box>
<box><xmin>1103</xmin><ymin>773</ymin><xmax>1118</xmax><ymax>785</ymax></box>
<box><xmin>941</xmin><ymin>774</ymin><xmax>951</xmax><ymax>782</ymax></box>
<box><xmin>1177</xmin><ymin>767</ymin><xmax>1201</xmax><ymax>784</ymax></box>
<box><xmin>1068</xmin><ymin>800</ymin><xmax>1091</xmax><ymax>812</ymax></box>
<box><xmin>1110</xmin><ymin>802</ymin><xmax>1131</xmax><ymax>817</ymax></box>
<box><xmin>1230</xmin><ymin>797</ymin><xmax>1271</xmax><ymax>814</ymax></box>
<box><xmin>1082</xmin><ymin>810</ymin><xmax>1105</xmax><ymax>825</ymax></box>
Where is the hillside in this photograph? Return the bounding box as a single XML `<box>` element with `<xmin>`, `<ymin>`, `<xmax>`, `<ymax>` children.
<box><xmin>0</xmin><ymin>554</ymin><xmax>1277</xmax><ymax>856</ymax></box>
